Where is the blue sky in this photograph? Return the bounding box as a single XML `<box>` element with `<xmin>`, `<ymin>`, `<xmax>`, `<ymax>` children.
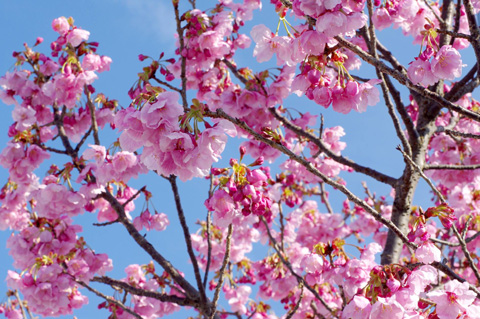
<box><xmin>0</xmin><ymin>1</ymin><xmax>476</xmax><ymax>318</ymax></box>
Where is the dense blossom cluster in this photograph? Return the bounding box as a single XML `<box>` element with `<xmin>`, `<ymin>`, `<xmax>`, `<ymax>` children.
<box><xmin>1</xmin><ymin>0</ymin><xmax>480</xmax><ymax>318</ymax></box>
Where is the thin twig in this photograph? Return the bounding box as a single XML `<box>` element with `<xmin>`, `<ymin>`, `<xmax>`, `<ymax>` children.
<box><xmin>396</xmin><ymin>145</ymin><xmax>446</xmax><ymax>203</ymax></box>
<box><xmin>279</xmin><ymin>202</ymin><xmax>285</xmax><ymax>252</ymax></box>
<box><xmin>423</xmin><ymin>164</ymin><xmax>480</xmax><ymax>170</ymax></box>
<box><xmin>334</xmin><ymin>36</ymin><xmax>480</xmax><ymax>123</ymax></box>
<box><xmin>93</xmin><ymin>219</ymin><xmax>119</xmax><ymax>227</ymax></box>
<box><xmin>122</xmin><ymin>186</ymin><xmax>145</xmax><ymax>208</ymax></box>
<box><xmin>430</xmin><ymin>261</ymin><xmax>480</xmax><ymax>297</ymax></box>
<box><xmin>152</xmin><ymin>76</ymin><xmax>182</xmax><ymax>92</ymax></box>
<box><xmin>444</xmin><ymin>128</ymin><xmax>480</xmax><ymax>139</ymax></box>
<box><xmin>210</xmin><ymin>224</ymin><xmax>234</xmax><ymax>319</ymax></box>
<box><xmin>84</xmin><ymin>85</ymin><xmax>100</xmax><ymax>145</ymax></box>
<box><xmin>74</xmin><ymin>126</ymin><xmax>93</xmax><ymax>154</ymax></box>
<box><xmin>452</xmin><ymin>225</ymin><xmax>480</xmax><ymax>283</ymax></box>
<box><xmin>13</xmin><ymin>290</ymin><xmax>28</xmax><ymax>319</ymax></box>
<box><xmin>173</xmin><ymin>0</ymin><xmax>189</xmax><ymax>112</ymax></box>
<box><xmin>167</xmin><ymin>175</ymin><xmax>207</xmax><ymax>305</ymax></box>
<box><xmin>204</xmin><ymin>172</ymin><xmax>215</xmax><ymax>289</ymax></box>
<box><xmin>319</xmin><ymin>183</ymin><xmax>334</xmax><ymax>215</ymax></box>
<box><xmin>269</xmin><ymin>107</ymin><xmax>397</xmax><ymax>186</ymax></box>
<box><xmin>260</xmin><ymin>217</ymin><xmax>337</xmax><ymax>316</ymax></box>
<box><xmin>76</xmin><ymin>280</ymin><xmax>142</xmax><ymax>319</ymax></box>
<box><xmin>91</xmin><ymin>276</ymin><xmax>193</xmax><ymax>306</ymax></box>
<box><xmin>285</xmin><ymin>283</ymin><xmax>304</xmax><ymax>319</ymax></box>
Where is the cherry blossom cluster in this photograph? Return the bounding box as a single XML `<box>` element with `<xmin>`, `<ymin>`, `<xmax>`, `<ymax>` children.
<box><xmin>205</xmin><ymin>150</ymin><xmax>273</xmax><ymax>225</ymax></box>
<box><xmin>115</xmin><ymin>91</ymin><xmax>236</xmax><ymax>181</ymax></box>
<box><xmin>407</xmin><ymin>21</ymin><xmax>463</xmax><ymax>86</ymax></box>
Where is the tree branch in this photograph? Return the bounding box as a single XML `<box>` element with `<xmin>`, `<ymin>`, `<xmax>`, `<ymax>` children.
<box><xmin>260</xmin><ymin>217</ymin><xmax>337</xmax><ymax>316</ymax></box>
<box><xmin>268</xmin><ymin>107</ymin><xmax>397</xmax><ymax>186</ymax></box>
<box><xmin>206</xmin><ymin>108</ymin><xmax>415</xmax><ymax>249</ymax></box>
<box><xmin>91</xmin><ymin>276</ymin><xmax>194</xmax><ymax>306</ymax></box>
<box><xmin>167</xmin><ymin>175</ymin><xmax>207</xmax><ymax>305</ymax></box>
<box><xmin>76</xmin><ymin>280</ymin><xmax>142</xmax><ymax>319</ymax></box>
<box><xmin>210</xmin><ymin>224</ymin><xmax>234</xmax><ymax>319</ymax></box>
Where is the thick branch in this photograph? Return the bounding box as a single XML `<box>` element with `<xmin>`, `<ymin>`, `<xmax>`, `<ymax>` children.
<box><xmin>424</xmin><ymin>164</ymin><xmax>480</xmax><ymax>170</ymax></box>
<box><xmin>100</xmin><ymin>191</ymin><xmax>200</xmax><ymax>301</ymax></box>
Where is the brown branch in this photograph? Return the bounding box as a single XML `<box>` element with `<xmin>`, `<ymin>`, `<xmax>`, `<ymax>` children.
<box><xmin>424</xmin><ymin>164</ymin><xmax>480</xmax><ymax>170</ymax></box>
<box><xmin>173</xmin><ymin>0</ymin><xmax>189</xmax><ymax>112</ymax></box>
<box><xmin>222</xmin><ymin>59</ymin><xmax>248</xmax><ymax>85</ymax></box>
<box><xmin>260</xmin><ymin>217</ymin><xmax>337</xmax><ymax>316</ymax></box>
<box><xmin>76</xmin><ymin>280</ymin><xmax>142</xmax><ymax>319</ymax></box>
<box><xmin>41</xmin><ymin>146</ymin><xmax>68</xmax><ymax>155</ymax></box>
<box><xmin>396</xmin><ymin>146</ymin><xmax>446</xmax><ymax>203</ymax></box>
<box><xmin>84</xmin><ymin>85</ymin><xmax>100</xmax><ymax>145</ymax></box>
<box><xmin>452</xmin><ymin>225</ymin><xmax>480</xmax><ymax>284</ymax></box>
<box><xmin>100</xmin><ymin>191</ymin><xmax>200</xmax><ymax>301</ymax></box>
<box><xmin>383</xmin><ymin>73</ymin><xmax>419</xmax><ymax>142</ymax></box>
<box><xmin>206</xmin><ymin>108</ymin><xmax>415</xmax><ymax>249</ymax></box>
<box><xmin>53</xmin><ymin>105</ymin><xmax>76</xmax><ymax>157</ymax></box>
<box><xmin>285</xmin><ymin>282</ymin><xmax>304</xmax><ymax>319</ymax></box>
<box><xmin>167</xmin><ymin>175</ymin><xmax>207</xmax><ymax>305</ymax></box>
<box><xmin>13</xmin><ymin>290</ymin><xmax>28</xmax><ymax>319</ymax></box>
<box><xmin>443</xmin><ymin>128</ymin><xmax>480</xmax><ymax>139</ymax></box>
<box><xmin>91</xmin><ymin>276</ymin><xmax>193</xmax><ymax>306</ymax></box>
<box><xmin>152</xmin><ymin>75</ymin><xmax>182</xmax><ymax>92</ymax></box>
<box><xmin>122</xmin><ymin>186</ymin><xmax>145</xmax><ymax>208</ymax></box>
<box><xmin>462</xmin><ymin>0</ymin><xmax>480</xmax><ymax>77</ymax></box>
<box><xmin>437</xmin><ymin>29</ymin><xmax>473</xmax><ymax>40</ymax></box>
<box><xmin>269</xmin><ymin>107</ymin><xmax>397</xmax><ymax>186</ymax></box>
<box><xmin>319</xmin><ymin>182</ymin><xmax>334</xmax><ymax>215</ymax></box>
<box><xmin>334</xmin><ymin>36</ymin><xmax>480</xmax><ymax>123</ymax></box>
<box><xmin>210</xmin><ymin>224</ymin><xmax>234</xmax><ymax>319</ymax></box>
<box><xmin>74</xmin><ymin>126</ymin><xmax>93</xmax><ymax>154</ymax></box>
<box><xmin>431</xmin><ymin>261</ymin><xmax>480</xmax><ymax>297</ymax></box>
<box><xmin>204</xmin><ymin>173</ymin><xmax>215</xmax><ymax>289</ymax></box>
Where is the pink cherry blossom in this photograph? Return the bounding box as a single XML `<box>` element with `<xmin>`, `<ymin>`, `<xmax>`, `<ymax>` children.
<box><xmin>431</xmin><ymin>45</ymin><xmax>463</xmax><ymax>81</ymax></box>
<box><xmin>52</xmin><ymin>17</ymin><xmax>70</xmax><ymax>35</ymax></box>
<box><xmin>415</xmin><ymin>241</ymin><xmax>441</xmax><ymax>264</ymax></box>
<box><xmin>66</xmin><ymin>28</ymin><xmax>90</xmax><ymax>47</ymax></box>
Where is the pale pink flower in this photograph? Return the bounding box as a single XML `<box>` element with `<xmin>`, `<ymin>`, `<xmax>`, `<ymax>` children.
<box><xmin>82</xmin><ymin>53</ymin><xmax>101</xmax><ymax>71</ymax></box>
<box><xmin>52</xmin><ymin>17</ymin><xmax>69</xmax><ymax>35</ymax></box>
<box><xmin>251</xmin><ymin>24</ymin><xmax>293</xmax><ymax>65</ymax></box>
<box><xmin>39</xmin><ymin>59</ymin><xmax>59</xmax><ymax>76</ymax></box>
<box><xmin>408</xmin><ymin>58</ymin><xmax>439</xmax><ymax>86</ymax></box>
<box><xmin>415</xmin><ymin>241</ymin><xmax>441</xmax><ymax>264</ymax></box>
<box><xmin>66</xmin><ymin>28</ymin><xmax>90</xmax><ymax>47</ymax></box>
<box><xmin>83</xmin><ymin>144</ymin><xmax>106</xmax><ymax>164</ymax></box>
<box><xmin>225</xmin><ymin>285</ymin><xmax>251</xmax><ymax>315</ymax></box>
<box><xmin>429</xmin><ymin>280</ymin><xmax>476</xmax><ymax>319</ymax></box>
<box><xmin>431</xmin><ymin>45</ymin><xmax>463</xmax><ymax>81</ymax></box>
<box><xmin>98</xmin><ymin>56</ymin><xmax>112</xmax><ymax>72</ymax></box>
<box><xmin>12</xmin><ymin>104</ymin><xmax>36</xmax><ymax>131</ymax></box>
<box><xmin>301</xmin><ymin>253</ymin><xmax>324</xmax><ymax>274</ymax></box>
<box><xmin>140</xmin><ymin>92</ymin><xmax>183</xmax><ymax>129</ymax></box>
<box><xmin>341</xmin><ymin>295</ymin><xmax>371</xmax><ymax>319</ymax></box>
<box><xmin>372</xmin><ymin>7</ymin><xmax>393</xmax><ymax>30</ymax></box>
<box><xmin>370</xmin><ymin>297</ymin><xmax>405</xmax><ymax>319</ymax></box>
